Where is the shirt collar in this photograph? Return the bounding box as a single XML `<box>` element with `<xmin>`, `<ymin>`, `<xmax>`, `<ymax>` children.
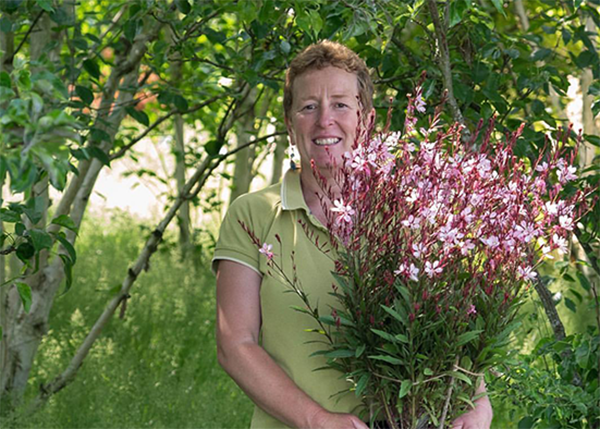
<box><xmin>281</xmin><ymin>168</ymin><xmax>309</xmax><ymax>212</ymax></box>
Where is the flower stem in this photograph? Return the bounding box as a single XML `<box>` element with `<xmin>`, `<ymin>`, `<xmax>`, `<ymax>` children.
<box><xmin>438</xmin><ymin>357</ymin><xmax>459</xmax><ymax>429</ymax></box>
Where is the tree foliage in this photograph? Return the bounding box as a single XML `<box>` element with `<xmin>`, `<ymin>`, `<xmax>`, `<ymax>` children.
<box><xmin>0</xmin><ymin>0</ymin><xmax>598</xmax><ymax>425</ymax></box>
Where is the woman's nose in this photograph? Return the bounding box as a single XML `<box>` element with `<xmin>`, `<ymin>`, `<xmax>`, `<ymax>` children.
<box><xmin>317</xmin><ymin>105</ymin><xmax>334</xmax><ymax>127</ymax></box>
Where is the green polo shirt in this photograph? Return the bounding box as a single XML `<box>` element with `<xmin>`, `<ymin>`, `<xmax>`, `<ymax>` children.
<box><xmin>212</xmin><ymin>169</ymin><xmax>362</xmax><ymax>429</ymax></box>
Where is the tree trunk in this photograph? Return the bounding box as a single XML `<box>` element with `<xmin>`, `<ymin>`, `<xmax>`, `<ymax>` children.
<box><xmin>174</xmin><ymin>114</ymin><xmax>192</xmax><ymax>256</ymax></box>
<box><xmin>580</xmin><ymin>18</ymin><xmax>598</xmax><ymax>168</ymax></box>
<box><xmin>0</xmin><ymin>11</ymin><xmax>56</xmax><ymax>406</ymax></box>
<box><xmin>270</xmin><ymin>134</ymin><xmax>287</xmax><ymax>185</ymax></box>
<box><xmin>0</xmin><ymin>11</ymin><xmax>163</xmax><ymax>403</ymax></box>
<box><xmin>228</xmin><ymin>87</ymin><xmax>260</xmax><ymax>204</ymax></box>
<box><xmin>170</xmin><ymin>30</ymin><xmax>191</xmax><ymax>256</ymax></box>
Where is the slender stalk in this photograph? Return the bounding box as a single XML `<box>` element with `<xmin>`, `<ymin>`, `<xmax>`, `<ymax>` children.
<box><xmin>438</xmin><ymin>357</ymin><xmax>459</xmax><ymax>429</ymax></box>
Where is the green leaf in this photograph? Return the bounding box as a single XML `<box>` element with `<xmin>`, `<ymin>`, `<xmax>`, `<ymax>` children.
<box><xmin>51</xmin><ymin>214</ymin><xmax>79</xmax><ymax>233</ymax></box>
<box><xmin>456</xmin><ymin>330</ymin><xmax>483</xmax><ymax>346</ymax></box>
<box><xmin>0</xmin><ymin>71</ymin><xmax>10</xmax><ymax>88</ymax></box>
<box><xmin>0</xmin><ymin>208</ymin><xmax>21</xmax><ymax>223</ymax></box>
<box><xmin>371</xmin><ymin>329</ymin><xmax>398</xmax><ymax>343</ymax></box>
<box><xmin>54</xmin><ymin>233</ymin><xmax>77</xmax><ymax>263</ymax></box>
<box><xmin>423</xmin><ymin>368</ymin><xmax>433</xmax><ymax>376</ymax></box>
<box><xmin>449</xmin><ymin>371</ymin><xmax>473</xmax><ymax>385</ymax></box>
<box><xmin>355</xmin><ymin>373</ymin><xmax>369</xmax><ymax>397</ymax></box>
<box><xmin>36</xmin><ymin>0</ymin><xmax>54</xmax><ymax>13</ymax></box>
<box><xmin>22</xmin><ymin>198</ymin><xmax>44</xmax><ymax>225</ymax></box>
<box><xmin>381</xmin><ymin>304</ymin><xmax>408</xmax><ymax>326</ymax></box>
<box><xmin>75</xmin><ymin>85</ymin><xmax>94</xmax><ymax>105</ymax></box>
<box><xmin>489</xmin><ymin>0</ymin><xmax>506</xmax><ymax>16</ymax></box>
<box><xmin>15</xmin><ymin>222</ymin><xmax>25</xmax><ymax>236</ymax></box>
<box><xmin>531</xmin><ymin>48</ymin><xmax>552</xmax><ymax>62</ymax></box>
<box><xmin>564</xmin><ymin>297</ymin><xmax>577</xmax><ymax>313</ymax></box>
<box><xmin>518</xmin><ymin>416</ymin><xmax>535</xmax><ymax>429</ymax></box>
<box><xmin>90</xmin><ymin>127</ymin><xmax>111</xmax><ymax>144</ymax></box>
<box><xmin>59</xmin><ymin>254</ymin><xmax>73</xmax><ymax>294</ymax></box>
<box><xmin>124</xmin><ymin>19</ymin><xmax>139</xmax><ymax>42</ymax></box>
<box><xmin>355</xmin><ymin>344</ymin><xmax>366</xmax><ymax>358</ymax></box>
<box><xmin>125</xmin><ymin>106</ymin><xmax>149</xmax><ymax>126</ymax></box>
<box><xmin>584</xmin><ymin>134</ymin><xmax>600</xmax><ymax>147</ymax></box>
<box><xmin>16</xmin><ymin>242</ymin><xmax>35</xmax><ymax>262</ymax></box>
<box><xmin>88</xmin><ymin>147</ymin><xmax>111</xmax><ymax>167</ymax></box>
<box><xmin>368</xmin><ymin>355</ymin><xmax>403</xmax><ymax>365</ymax></box>
<box><xmin>82</xmin><ymin>59</ymin><xmax>100</xmax><ymax>80</ymax></box>
<box><xmin>173</xmin><ymin>94</ymin><xmax>189</xmax><ymax>112</ymax></box>
<box><xmin>394</xmin><ymin>333</ymin><xmax>409</xmax><ymax>344</ymax></box>
<box><xmin>398</xmin><ymin>379</ymin><xmax>411</xmax><ymax>399</ymax></box>
<box><xmin>204</xmin><ymin>139</ymin><xmax>223</xmax><ymax>157</ymax></box>
<box><xmin>15</xmin><ymin>282</ymin><xmax>32</xmax><ymax>313</ymax></box>
<box><xmin>175</xmin><ymin>0</ymin><xmax>191</xmax><ymax>14</ymax></box>
<box><xmin>592</xmin><ymin>100</ymin><xmax>600</xmax><ymax>118</ymax></box>
<box><xmin>324</xmin><ymin>349</ymin><xmax>355</xmax><ymax>358</ymax></box>
<box><xmin>29</xmin><ymin>229</ymin><xmax>53</xmax><ymax>251</ymax></box>
<box><xmin>577</xmin><ymin>272</ymin><xmax>591</xmax><ymax>291</ymax></box>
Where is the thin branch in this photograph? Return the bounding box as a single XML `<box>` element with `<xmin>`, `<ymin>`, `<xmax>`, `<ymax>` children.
<box><xmin>8</xmin><ymin>11</ymin><xmax>44</xmax><ymax>62</ymax></box>
<box><xmin>438</xmin><ymin>358</ymin><xmax>458</xmax><ymax>429</ymax></box>
<box><xmin>425</xmin><ymin>0</ymin><xmax>471</xmax><ymax>140</ymax></box>
<box><xmin>109</xmin><ymin>94</ymin><xmax>224</xmax><ymax>161</ymax></box>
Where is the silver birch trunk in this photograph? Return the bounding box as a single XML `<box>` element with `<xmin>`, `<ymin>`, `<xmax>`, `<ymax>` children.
<box><xmin>228</xmin><ymin>87</ymin><xmax>260</xmax><ymax>204</ymax></box>
<box><xmin>174</xmin><ymin>114</ymin><xmax>192</xmax><ymax>255</ymax></box>
<box><xmin>169</xmin><ymin>30</ymin><xmax>191</xmax><ymax>255</ymax></box>
<box><xmin>0</xmin><ymin>11</ymin><xmax>163</xmax><ymax>403</ymax></box>
<box><xmin>572</xmin><ymin>17</ymin><xmax>598</xmax><ymax>289</ymax></box>
<box><xmin>0</xmin><ymin>12</ymin><xmax>57</xmax><ymax>405</ymax></box>
<box><xmin>270</xmin><ymin>134</ymin><xmax>287</xmax><ymax>185</ymax></box>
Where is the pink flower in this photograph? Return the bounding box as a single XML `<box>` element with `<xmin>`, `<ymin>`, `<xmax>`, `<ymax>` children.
<box><xmin>412</xmin><ymin>242</ymin><xmax>426</xmax><ymax>258</ymax></box>
<box><xmin>408</xmin><ymin>263</ymin><xmax>419</xmax><ymax>282</ymax></box>
<box><xmin>330</xmin><ymin>199</ymin><xmax>355</xmax><ymax>224</ymax></box>
<box><xmin>401</xmin><ymin>215</ymin><xmax>421</xmax><ymax>230</ymax></box>
<box><xmin>424</xmin><ymin>260</ymin><xmax>442</xmax><ymax>278</ymax></box>
<box><xmin>414</xmin><ymin>93</ymin><xmax>426</xmax><ymax>113</ymax></box>
<box><xmin>535</xmin><ymin>161</ymin><xmax>549</xmax><ymax>172</ymax></box>
<box><xmin>480</xmin><ymin>235</ymin><xmax>500</xmax><ymax>249</ymax></box>
<box><xmin>259</xmin><ymin>243</ymin><xmax>274</xmax><ymax>261</ymax></box>
<box><xmin>552</xmin><ymin>233</ymin><xmax>568</xmax><ymax>255</ymax></box>
<box><xmin>559</xmin><ymin>215</ymin><xmax>574</xmax><ymax>231</ymax></box>
<box><xmin>467</xmin><ymin>304</ymin><xmax>477</xmax><ymax>316</ymax></box>
<box><xmin>518</xmin><ymin>265</ymin><xmax>537</xmax><ymax>281</ymax></box>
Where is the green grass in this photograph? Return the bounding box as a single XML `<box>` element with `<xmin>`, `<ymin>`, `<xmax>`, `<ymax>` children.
<box><xmin>7</xmin><ymin>212</ymin><xmax>253</xmax><ymax>429</ymax></box>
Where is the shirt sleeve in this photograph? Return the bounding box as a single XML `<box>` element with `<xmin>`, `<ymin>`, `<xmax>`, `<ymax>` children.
<box><xmin>212</xmin><ymin>195</ymin><xmax>262</xmax><ymax>277</ymax></box>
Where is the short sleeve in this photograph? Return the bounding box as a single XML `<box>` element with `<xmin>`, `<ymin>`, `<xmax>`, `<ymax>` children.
<box><xmin>212</xmin><ymin>195</ymin><xmax>262</xmax><ymax>276</ymax></box>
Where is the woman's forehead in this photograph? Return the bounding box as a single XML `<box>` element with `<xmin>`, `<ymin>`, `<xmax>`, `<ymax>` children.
<box><xmin>293</xmin><ymin>66</ymin><xmax>359</xmax><ymax>100</ymax></box>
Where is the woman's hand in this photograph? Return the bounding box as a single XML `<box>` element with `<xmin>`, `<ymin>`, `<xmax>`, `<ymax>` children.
<box><xmin>307</xmin><ymin>408</ymin><xmax>369</xmax><ymax>429</ymax></box>
<box><xmin>451</xmin><ymin>396</ymin><xmax>493</xmax><ymax>429</ymax></box>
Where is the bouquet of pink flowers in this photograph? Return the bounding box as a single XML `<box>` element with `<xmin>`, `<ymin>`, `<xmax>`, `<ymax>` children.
<box><xmin>245</xmin><ymin>86</ymin><xmax>589</xmax><ymax>429</ymax></box>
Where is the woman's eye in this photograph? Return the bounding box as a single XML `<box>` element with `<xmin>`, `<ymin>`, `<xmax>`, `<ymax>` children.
<box><xmin>302</xmin><ymin>104</ymin><xmax>316</xmax><ymax>111</ymax></box>
<box><xmin>335</xmin><ymin>102</ymin><xmax>348</xmax><ymax>109</ymax></box>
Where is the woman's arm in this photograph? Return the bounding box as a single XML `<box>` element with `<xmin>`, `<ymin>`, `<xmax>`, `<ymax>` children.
<box><xmin>216</xmin><ymin>260</ymin><xmax>368</xmax><ymax>429</ymax></box>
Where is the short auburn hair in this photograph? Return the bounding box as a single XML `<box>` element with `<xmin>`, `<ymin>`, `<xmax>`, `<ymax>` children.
<box><xmin>283</xmin><ymin>40</ymin><xmax>374</xmax><ymax>119</ymax></box>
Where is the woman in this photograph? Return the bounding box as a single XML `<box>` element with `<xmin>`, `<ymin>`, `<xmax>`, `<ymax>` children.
<box><xmin>213</xmin><ymin>40</ymin><xmax>493</xmax><ymax>429</ymax></box>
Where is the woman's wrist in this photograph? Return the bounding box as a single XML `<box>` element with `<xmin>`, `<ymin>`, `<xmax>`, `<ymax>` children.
<box><xmin>304</xmin><ymin>405</ymin><xmax>329</xmax><ymax>429</ymax></box>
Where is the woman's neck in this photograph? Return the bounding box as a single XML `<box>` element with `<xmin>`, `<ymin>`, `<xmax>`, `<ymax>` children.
<box><xmin>299</xmin><ymin>168</ymin><xmax>340</xmax><ymax>226</ymax></box>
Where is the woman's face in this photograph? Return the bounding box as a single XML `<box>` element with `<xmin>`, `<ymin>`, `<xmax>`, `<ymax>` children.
<box><xmin>285</xmin><ymin>66</ymin><xmax>362</xmax><ymax>172</ymax></box>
